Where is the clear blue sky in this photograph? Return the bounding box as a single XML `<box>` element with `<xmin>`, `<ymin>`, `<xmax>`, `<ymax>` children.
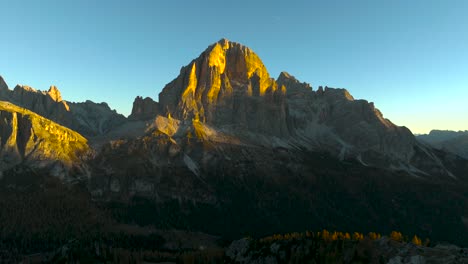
<box><xmin>1</xmin><ymin>0</ymin><xmax>467</xmax><ymax>134</ymax></box>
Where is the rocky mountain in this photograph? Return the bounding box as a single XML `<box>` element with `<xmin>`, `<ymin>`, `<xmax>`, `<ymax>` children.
<box><xmin>0</xmin><ymin>101</ymin><xmax>89</xmax><ymax>180</ymax></box>
<box><xmin>67</xmin><ymin>100</ymin><xmax>127</xmax><ymax>137</ymax></box>
<box><xmin>418</xmin><ymin>130</ymin><xmax>468</xmax><ymax>159</ymax></box>
<box><xmin>418</xmin><ymin>130</ymin><xmax>468</xmax><ymax>145</ymax></box>
<box><xmin>126</xmin><ymin>39</ymin><xmax>452</xmax><ymax>177</ymax></box>
<box><xmin>159</xmin><ymin>39</ymin><xmax>289</xmax><ymax>137</ymax></box>
<box><xmin>0</xmin><ymin>78</ymin><xmax>127</xmax><ymax>138</ymax></box>
<box><xmin>87</xmin><ymin>39</ymin><xmax>468</xmax><ymax>245</ymax></box>
<box><xmin>1</xmin><ymin>39</ymin><xmax>468</xmax><ymax>258</ymax></box>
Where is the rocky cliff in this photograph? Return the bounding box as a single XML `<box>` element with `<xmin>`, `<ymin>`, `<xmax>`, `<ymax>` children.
<box><xmin>129</xmin><ymin>96</ymin><xmax>160</xmax><ymax>120</ymax></box>
<box><xmin>0</xmin><ymin>101</ymin><xmax>89</xmax><ymax>179</ymax></box>
<box><xmin>67</xmin><ymin>100</ymin><xmax>127</xmax><ymax>137</ymax></box>
<box><xmin>158</xmin><ymin>39</ymin><xmax>289</xmax><ymax>137</ymax></box>
<box><xmin>0</xmin><ymin>78</ymin><xmax>127</xmax><ymax>138</ymax></box>
<box><xmin>279</xmin><ymin>72</ymin><xmax>416</xmax><ymax>161</ymax></box>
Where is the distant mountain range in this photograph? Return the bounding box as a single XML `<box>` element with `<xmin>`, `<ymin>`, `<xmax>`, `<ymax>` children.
<box><xmin>0</xmin><ymin>39</ymin><xmax>467</xmax><ymax>256</ymax></box>
<box><xmin>417</xmin><ymin>130</ymin><xmax>468</xmax><ymax>159</ymax></box>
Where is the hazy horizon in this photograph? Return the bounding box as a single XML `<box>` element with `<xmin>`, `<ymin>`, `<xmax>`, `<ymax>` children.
<box><xmin>1</xmin><ymin>0</ymin><xmax>467</xmax><ymax>134</ymax></box>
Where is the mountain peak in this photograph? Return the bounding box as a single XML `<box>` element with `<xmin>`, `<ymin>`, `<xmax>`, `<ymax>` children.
<box><xmin>278</xmin><ymin>71</ymin><xmax>292</xmax><ymax>79</ymax></box>
<box><xmin>15</xmin><ymin>84</ymin><xmax>37</xmax><ymax>93</ymax></box>
<box><xmin>217</xmin><ymin>38</ymin><xmax>230</xmax><ymax>47</ymax></box>
<box><xmin>129</xmin><ymin>96</ymin><xmax>160</xmax><ymax>120</ymax></box>
<box><xmin>202</xmin><ymin>39</ymin><xmax>270</xmax><ymax>82</ymax></box>
<box><xmin>277</xmin><ymin>71</ymin><xmax>312</xmax><ymax>93</ymax></box>
<box><xmin>158</xmin><ymin>39</ymin><xmax>286</xmax><ymax>135</ymax></box>
<box><xmin>47</xmin><ymin>85</ymin><xmax>63</xmax><ymax>102</ymax></box>
<box><xmin>0</xmin><ymin>75</ymin><xmax>8</xmax><ymax>91</ymax></box>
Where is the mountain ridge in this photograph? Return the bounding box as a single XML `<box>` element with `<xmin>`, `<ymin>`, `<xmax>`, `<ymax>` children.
<box><xmin>0</xmin><ymin>100</ymin><xmax>89</xmax><ymax>180</ymax></box>
<box><xmin>123</xmin><ymin>39</ymin><xmax>453</xmax><ymax>178</ymax></box>
<box><xmin>0</xmin><ymin>78</ymin><xmax>127</xmax><ymax>138</ymax></box>
<box><xmin>1</xmin><ymin>39</ymin><xmax>467</xmax><ymax>249</ymax></box>
<box><xmin>418</xmin><ymin>130</ymin><xmax>468</xmax><ymax>159</ymax></box>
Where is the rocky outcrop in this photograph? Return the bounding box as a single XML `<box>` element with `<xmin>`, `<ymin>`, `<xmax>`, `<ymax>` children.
<box><xmin>0</xmin><ymin>79</ymin><xmax>127</xmax><ymax>137</ymax></box>
<box><xmin>278</xmin><ymin>76</ymin><xmax>462</xmax><ymax>177</ymax></box>
<box><xmin>67</xmin><ymin>100</ymin><xmax>127</xmax><ymax>137</ymax></box>
<box><xmin>277</xmin><ymin>71</ymin><xmax>312</xmax><ymax>94</ymax></box>
<box><xmin>276</xmin><ymin>72</ymin><xmax>416</xmax><ymax>166</ymax></box>
<box><xmin>129</xmin><ymin>96</ymin><xmax>160</xmax><ymax>120</ymax></box>
<box><xmin>47</xmin><ymin>85</ymin><xmax>64</xmax><ymax>103</ymax></box>
<box><xmin>0</xmin><ymin>101</ymin><xmax>89</xmax><ymax>179</ymax></box>
<box><xmin>7</xmin><ymin>84</ymin><xmax>71</xmax><ymax>122</ymax></box>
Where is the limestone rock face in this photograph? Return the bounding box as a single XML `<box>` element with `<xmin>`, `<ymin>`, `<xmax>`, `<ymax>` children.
<box><xmin>8</xmin><ymin>84</ymin><xmax>71</xmax><ymax>122</ymax></box>
<box><xmin>276</xmin><ymin>71</ymin><xmax>417</xmax><ymax>168</ymax></box>
<box><xmin>159</xmin><ymin>39</ymin><xmax>289</xmax><ymax>137</ymax></box>
<box><xmin>47</xmin><ymin>85</ymin><xmax>64</xmax><ymax>102</ymax></box>
<box><xmin>318</xmin><ymin>88</ymin><xmax>415</xmax><ymax>163</ymax></box>
<box><xmin>67</xmin><ymin>100</ymin><xmax>127</xmax><ymax>137</ymax></box>
<box><xmin>129</xmin><ymin>96</ymin><xmax>160</xmax><ymax>120</ymax></box>
<box><xmin>0</xmin><ymin>101</ymin><xmax>89</xmax><ymax>178</ymax></box>
<box><xmin>277</xmin><ymin>71</ymin><xmax>312</xmax><ymax>94</ymax></box>
<box><xmin>0</xmin><ymin>81</ymin><xmax>126</xmax><ymax>137</ymax></box>
<box><xmin>154</xmin><ymin>40</ymin><xmax>431</xmax><ymax>172</ymax></box>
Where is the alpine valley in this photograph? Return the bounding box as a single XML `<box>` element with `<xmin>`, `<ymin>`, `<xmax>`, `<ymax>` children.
<box><xmin>1</xmin><ymin>39</ymin><xmax>467</xmax><ymax>263</ymax></box>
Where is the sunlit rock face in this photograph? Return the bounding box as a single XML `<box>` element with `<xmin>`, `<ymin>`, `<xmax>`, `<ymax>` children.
<box><xmin>153</xmin><ymin>39</ymin><xmax>426</xmax><ymax>170</ymax></box>
<box><xmin>159</xmin><ymin>39</ymin><xmax>289</xmax><ymax>137</ymax></box>
<box><xmin>81</xmin><ymin>40</ymin><xmax>468</xmax><ymax>244</ymax></box>
<box><xmin>0</xmin><ymin>80</ymin><xmax>126</xmax><ymax>137</ymax></box>
<box><xmin>129</xmin><ymin>96</ymin><xmax>160</xmax><ymax>120</ymax></box>
<box><xmin>7</xmin><ymin>84</ymin><xmax>72</xmax><ymax>124</ymax></box>
<box><xmin>0</xmin><ymin>101</ymin><xmax>89</xmax><ymax>178</ymax></box>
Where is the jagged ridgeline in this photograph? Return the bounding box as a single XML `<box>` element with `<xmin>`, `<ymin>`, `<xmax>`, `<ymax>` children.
<box><xmin>91</xmin><ymin>39</ymin><xmax>468</xmax><ymax>245</ymax></box>
<box><xmin>0</xmin><ymin>101</ymin><xmax>89</xmax><ymax>179</ymax></box>
<box><xmin>0</xmin><ymin>39</ymin><xmax>467</xmax><ymax>261</ymax></box>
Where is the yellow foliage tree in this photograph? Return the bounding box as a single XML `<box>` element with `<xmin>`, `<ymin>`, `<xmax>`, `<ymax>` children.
<box><xmin>390</xmin><ymin>231</ymin><xmax>403</xmax><ymax>242</ymax></box>
<box><xmin>331</xmin><ymin>232</ymin><xmax>338</xmax><ymax>241</ymax></box>
<box><xmin>352</xmin><ymin>232</ymin><xmax>364</xmax><ymax>241</ymax></box>
<box><xmin>368</xmin><ymin>232</ymin><xmax>381</xmax><ymax>240</ymax></box>
<box><xmin>344</xmin><ymin>233</ymin><xmax>351</xmax><ymax>240</ymax></box>
<box><xmin>412</xmin><ymin>235</ymin><xmax>422</xmax><ymax>246</ymax></box>
<box><xmin>321</xmin><ymin>229</ymin><xmax>331</xmax><ymax>241</ymax></box>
